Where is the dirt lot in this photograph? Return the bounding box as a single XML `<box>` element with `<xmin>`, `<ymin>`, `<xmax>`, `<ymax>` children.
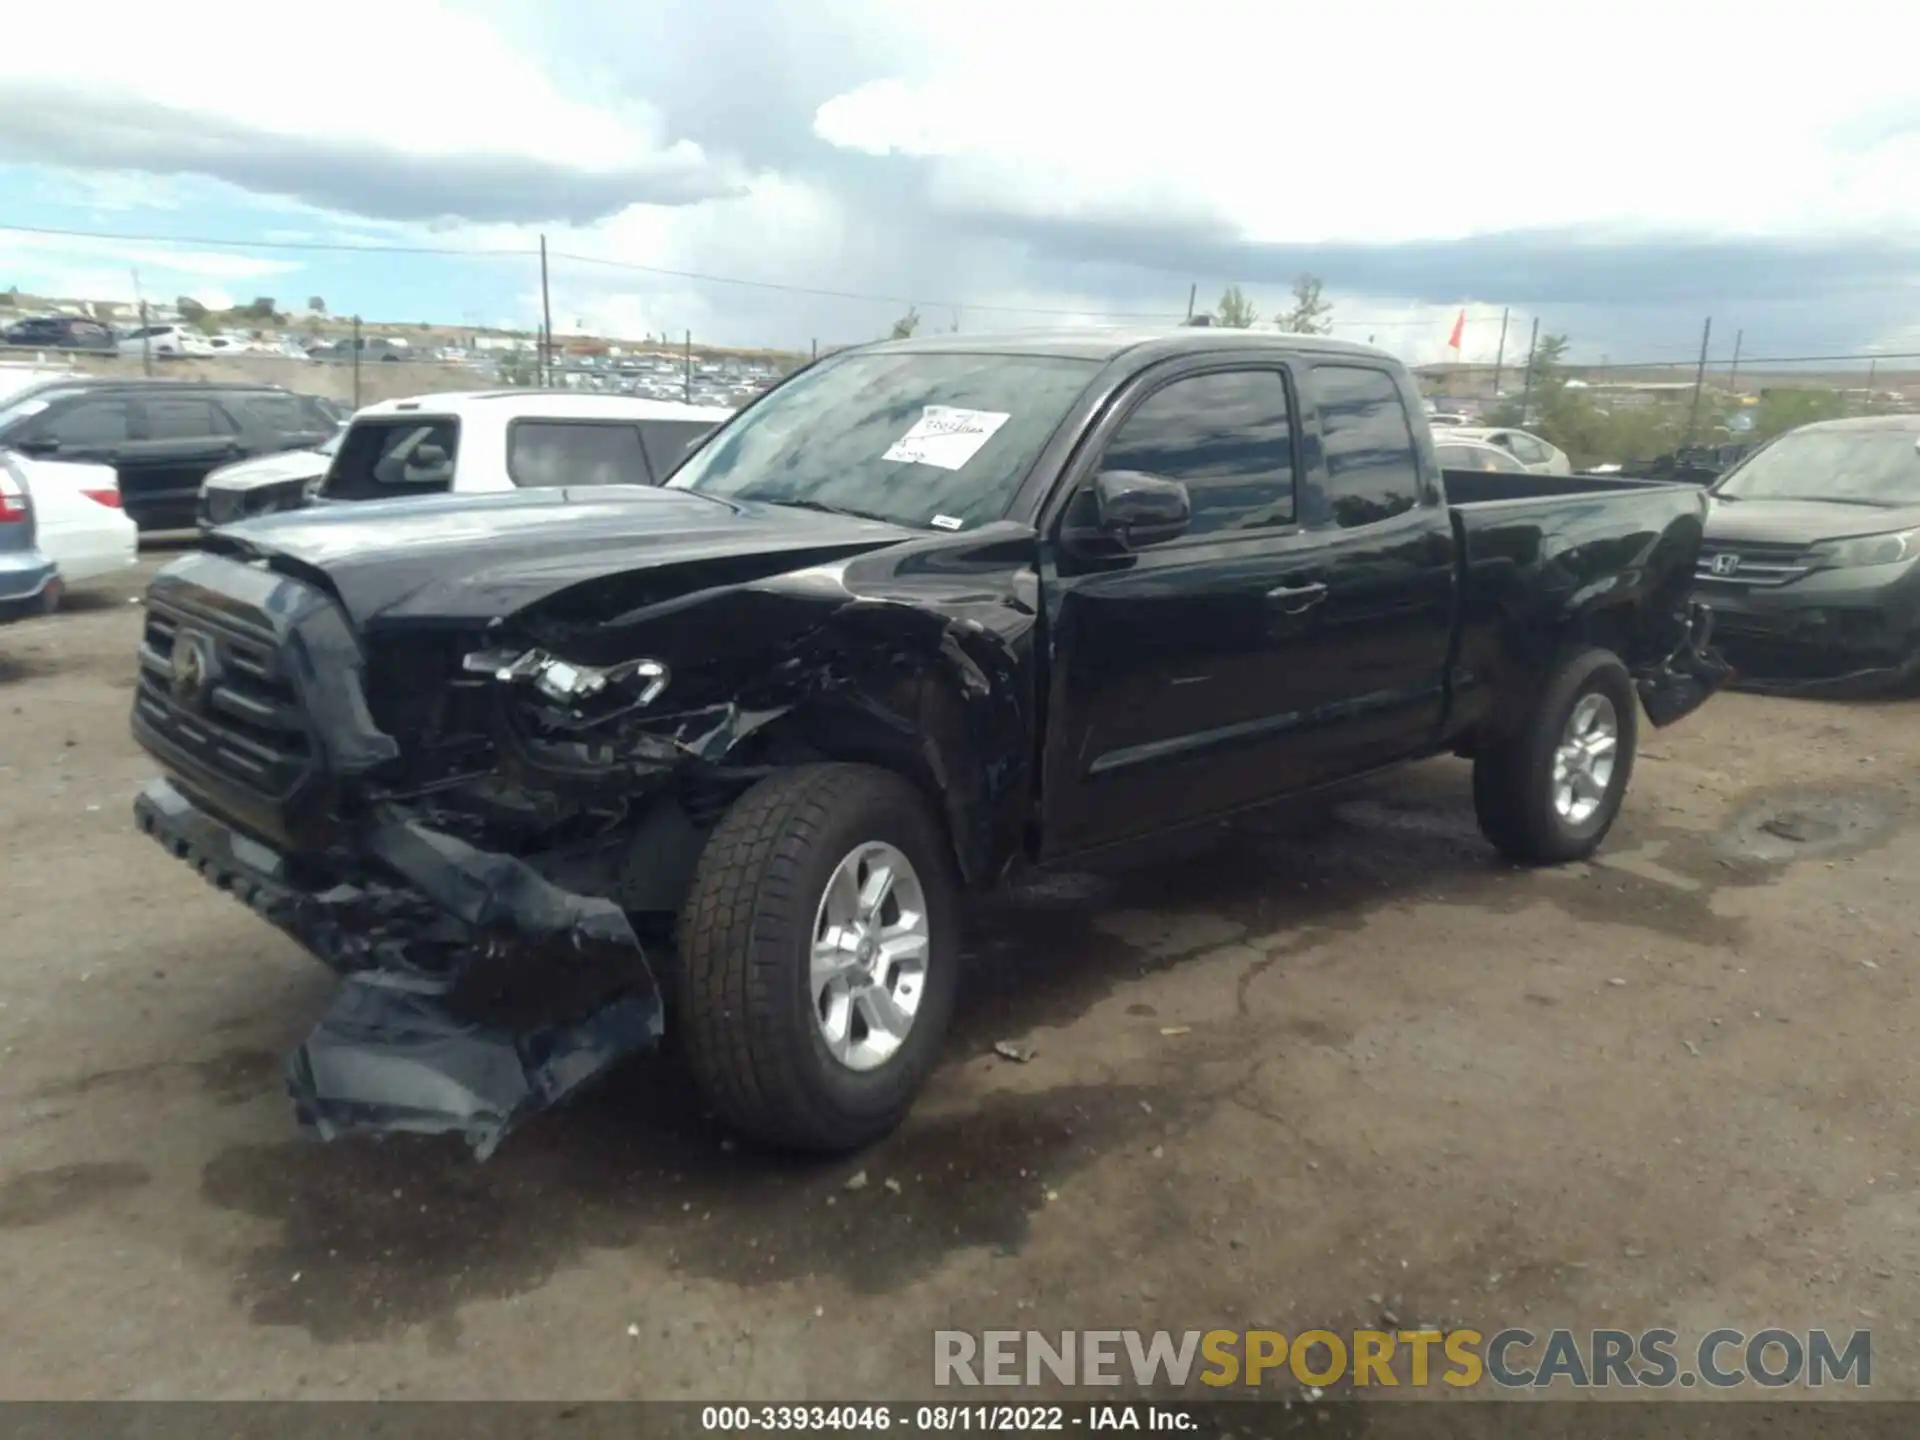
<box><xmin>2</xmin><ymin>556</ymin><xmax>1917</xmax><ymax>1402</ymax></box>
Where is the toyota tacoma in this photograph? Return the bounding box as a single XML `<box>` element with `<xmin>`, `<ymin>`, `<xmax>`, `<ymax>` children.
<box><xmin>130</xmin><ymin>328</ymin><xmax>1729</xmax><ymax>1156</ymax></box>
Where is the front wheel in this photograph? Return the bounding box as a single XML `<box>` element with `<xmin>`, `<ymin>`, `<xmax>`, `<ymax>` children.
<box><xmin>675</xmin><ymin>764</ymin><xmax>959</xmax><ymax>1152</ymax></box>
<box><xmin>1473</xmin><ymin>647</ymin><xmax>1638</xmax><ymax>864</ymax></box>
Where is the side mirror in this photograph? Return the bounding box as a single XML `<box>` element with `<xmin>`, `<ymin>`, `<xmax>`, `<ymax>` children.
<box><xmin>12</xmin><ymin>435</ymin><xmax>59</xmax><ymax>457</ymax></box>
<box><xmin>1062</xmin><ymin>470</ymin><xmax>1192</xmax><ymax>555</ymax></box>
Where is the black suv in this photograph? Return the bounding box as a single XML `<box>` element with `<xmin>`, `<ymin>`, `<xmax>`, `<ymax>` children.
<box><xmin>0</xmin><ymin>380</ymin><xmax>338</xmax><ymax>530</ymax></box>
<box><xmin>2</xmin><ymin>315</ymin><xmax>118</xmax><ymax>352</ymax></box>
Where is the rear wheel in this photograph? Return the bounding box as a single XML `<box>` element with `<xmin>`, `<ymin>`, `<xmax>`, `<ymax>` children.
<box><xmin>675</xmin><ymin>764</ymin><xmax>959</xmax><ymax>1152</ymax></box>
<box><xmin>1473</xmin><ymin>647</ymin><xmax>1637</xmax><ymax>864</ymax></box>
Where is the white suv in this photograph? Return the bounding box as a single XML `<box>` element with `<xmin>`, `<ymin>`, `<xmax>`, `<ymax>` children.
<box><xmin>311</xmin><ymin>390</ymin><xmax>736</xmax><ymax>505</ymax></box>
<box><xmin>117</xmin><ymin>324</ymin><xmax>213</xmax><ymax>359</ymax></box>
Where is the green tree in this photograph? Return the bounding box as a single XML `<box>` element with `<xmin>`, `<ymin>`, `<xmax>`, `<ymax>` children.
<box><xmin>308</xmin><ymin>295</ymin><xmax>327</xmax><ymax>315</ymax></box>
<box><xmin>1750</xmin><ymin>387</ymin><xmax>1849</xmax><ymax>442</ymax></box>
<box><xmin>1215</xmin><ymin>285</ymin><xmax>1257</xmax><ymax>328</ymax></box>
<box><xmin>1274</xmin><ymin>274</ymin><xmax>1332</xmax><ymax>335</ymax></box>
<box><xmin>890</xmin><ymin>306</ymin><xmax>921</xmax><ymax>340</ymax></box>
<box><xmin>175</xmin><ymin>296</ymin><xmax>208</xmax><ymax>323</ymax></box>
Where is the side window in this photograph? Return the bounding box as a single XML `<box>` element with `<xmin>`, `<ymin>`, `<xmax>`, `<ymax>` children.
<box><xmin>1096</xmin><ymin>369</ymin><xmax>1297</xmax><ymax>537</ymax></box>
<box><xmin>508</xmin><ymin>421</ymin><xmax>650</xmax><ymax>488</ymax></box>
<box><xmin>1507</xmin><ymin>433</ymin><xmax>1549</xmax><ymax>465</ymax></box>
<box><xmin>323</xmin><ymin>419</ymin><xmax>460</xmax><ymax>499</ymax></box>
<box><xmin>638</xmin><ymin>419</ymin><xmax>717</xmax><ymax>482</ymax></box>
<box><xmin>1311</xmin><ymin>365</ymin><xmax>1421</xmax><ymax>528</ymax></box>
<box><xmin>42</xmin><ymin>398</ymin><xmax>132</xmax><ymax>447</ymax></box>
<box><xmin>143</xmin><ymin>398</ymin><xmax>233</xmax><ymax>440</ymax></box>
<box><xmin>230</xmin><ymin>393</ymin><xmax>303</xmax><ymax>435</ymax></box>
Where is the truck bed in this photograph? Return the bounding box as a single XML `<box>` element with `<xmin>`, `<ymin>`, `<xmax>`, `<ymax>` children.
<box><xmin>1438</xmin><ymin>466</ymin><xmax>1714</xmax><ymax>737</ymax></box>
<box><xmin>1440</xmin><ymin>468</ymin><xmax>1681</xmax><ymax>506</ymax></box>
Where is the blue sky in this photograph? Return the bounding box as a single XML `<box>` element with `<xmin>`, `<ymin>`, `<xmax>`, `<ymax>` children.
<box><xmin>2</xmin><ymin>0</ymin><xmax>1917</xmax><ymax>368</ymax></box>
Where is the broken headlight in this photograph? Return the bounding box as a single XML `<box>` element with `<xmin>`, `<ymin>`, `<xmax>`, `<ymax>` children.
<box><xmin>463</xmin><ymin>647</ymin><xmax>670</xmax><ymax>715</ymax></box>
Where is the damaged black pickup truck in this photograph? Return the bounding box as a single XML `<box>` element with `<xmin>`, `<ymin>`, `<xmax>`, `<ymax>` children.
<box><xmin>130</xmin><ymin>328</ymin><xmax>1729</xmax><ymax>1157</ymax></box>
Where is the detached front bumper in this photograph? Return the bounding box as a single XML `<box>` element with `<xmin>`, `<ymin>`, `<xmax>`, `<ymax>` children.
<box><xmin>1634</xmin><ymin>598</ymin><xmax>1734</xmax><ymax>727</ymax></box>
<box><xmin>134</xmin><ymin>777</ymin><xmax>664</xmax><ymax>1158</ymax></box>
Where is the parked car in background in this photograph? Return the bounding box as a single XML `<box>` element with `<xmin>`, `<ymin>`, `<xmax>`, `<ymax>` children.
<box><xmin>117</xmin><ymin>325</ymin><xmax>213</xmax><ymax>359</ymax></box>
<box><xmin>199</xmin><ymin>426</ymin><xmax>342</xmax><ymax>529</ymax></box>
<box><xmin>5</xmin><ymin>452</ymin><xmax>137</xmax><ymax>600</ymax></box>
<box><xmin>306</xmin><ymin>390</ymin><xmax>733</xmax><ymax>511</ymax></box>
<box><xmin>1695</xmin><ymin>415</ymin><xmax>1920</xmax><ymax>693</ymax></box>
<box><xmin>0</xmin><ymin>380</ymin><xmax>340</xmax><ymax>531</ymax></box>
<box><xmin>3</xmin><ymin>316</ymin><xmax>118</xmax><ymax>353</ymax></box>
<box><xmin>1643</xmin><ymin>443</ymin><xmax>1754</xmax><ymax>485</ymax></box>
<box><xmin>1446</xmin><ymin>426</ymin><xmax>1571</xmax><ymax>474</ymax></box>
<box><xmin>1434</xmin><ymin>437</ymin><xmax>1528</xmax><ymax>472</ymax></box>
<box><xmin>0</xmin><ymin>455</ymin><xmax>59</xmax><ymax>621</ymax></box>
<box><xmin>130</xmin><ymin>328</ymin><xmax>1726</xmax><ymax>1155</ymax></box>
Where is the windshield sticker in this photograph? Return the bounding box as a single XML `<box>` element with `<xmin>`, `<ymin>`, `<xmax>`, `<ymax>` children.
<box><xmin>930</xmin><ymin>514</ymin><xmax>964</xmax><ymax>530</ymax></box>
<box><xmin>882</xmin><ymin>406</ymin><xmax>1011</xmax><ymax>471</ymax></box>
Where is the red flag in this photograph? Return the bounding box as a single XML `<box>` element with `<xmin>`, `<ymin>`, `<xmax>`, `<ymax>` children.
<box><xmin>1447</xmin><ymin>308</ymin><xmax>1466</xmax><ymax>351</ymax></box>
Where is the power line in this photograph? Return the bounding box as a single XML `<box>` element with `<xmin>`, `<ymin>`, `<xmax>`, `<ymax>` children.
<box><xmin>2</xmin><ymin>222</ymin><xmax>1916</xmax><ymax>358</ymax></box>
<box><xmin>547</xmin><ymin>249</ymin><xmax>1181</xmax><ymax>319</ymax></box>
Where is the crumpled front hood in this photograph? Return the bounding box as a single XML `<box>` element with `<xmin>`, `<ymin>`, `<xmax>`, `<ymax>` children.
<box><xmin>1706</xmin><ymin>496</ymin><xmax>1920</xmax><ymax>547</ymax></box>
<box><xmin>211</xmin><ymin>484</ymin><xmax>915</xmax><ymax>628</ymax></box>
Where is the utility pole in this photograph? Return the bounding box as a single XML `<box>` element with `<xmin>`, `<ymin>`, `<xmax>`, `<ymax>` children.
<box><xmin>130</xmin><ymin>268</ymin><xmax>152</xmax><ymax>377</ymax></box>
<box><xmin>683</xmin><ymin>330</ymin><xmax>693</xmax><ymax>404</ymax></box>
<box><xmin>1864</xmin><ymin>358</ymin><xmax>1878</xmax><ymax>415</ymax></box>
<box><xmin>538</xmin><ymin>234</ymin><xmax>553</xmax><ymax>388</ymax></box>
<box><xmin>1684</xmin><ymin>316</ymin><xmax>1712</xmax><ymax>444</ymax></box>
<box><xmin>1490</xmin><ymin>306</ymin><xmax>1510</xmax><ymax>397</ymax></box>
<box><xmin>810</xmin><ymin>338</ymin><xmax>818</xmax><ymax>362</ymax></box>
<box><xmin>1727</xmin><ymin>328</ymin><xmax>1744</xmax><ymax>395</ymax></box>
<box><xmin>1518</xmin><ymin>317</ymin><xmax>1541</xmax><ymax>422</ymax></box>
<box><xmin>351</xmin><ymin>315</ymin><xmax>363</xmax><ymax>408</ymax></box>
<box><xmin>1185</xmin><ymin>283</ymin><xmax>1197</xmax><ymax>321</ymax></box>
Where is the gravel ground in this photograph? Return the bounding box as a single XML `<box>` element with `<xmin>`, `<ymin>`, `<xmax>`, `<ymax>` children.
<box><xmin>1</xmin><ymin>555</ymin><xmax>1916</xmax><ymax>1401</ymax></box>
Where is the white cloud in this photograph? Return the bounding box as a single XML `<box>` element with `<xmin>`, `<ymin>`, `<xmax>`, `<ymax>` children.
<box><xmin>0</xmin><ymin>228</ymin><xmax>297</xmax><ymax>306</ymax></box>
<box><xmin>9</xmin><ymin>1</ymin><xmax>694</xmax><ymax>178</ymax></box>
<box><xmin>811</xmin><ymin>0</ymin><xmax>1920</xmax><ymax>243</ymax></box>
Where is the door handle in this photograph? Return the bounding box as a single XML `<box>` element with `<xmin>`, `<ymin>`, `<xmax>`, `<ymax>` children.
<box><xmin>1265</xmin><ymin>582</ymin><xmax>1328</xmax><ymax>614</ymax></box>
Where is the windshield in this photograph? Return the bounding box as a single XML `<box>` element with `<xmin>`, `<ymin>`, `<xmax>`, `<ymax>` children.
<box><xmin>1716</xmin><ymin>428</ymin><xmax>1920</xmax><ymax>506</ymax></box>
<box><xmin>667</xmin><ymin>351</ymin><xmax>1098</xmax><ymax>530</ymax></box>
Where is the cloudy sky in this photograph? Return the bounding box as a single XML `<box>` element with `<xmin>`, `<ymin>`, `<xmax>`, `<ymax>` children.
<box><xmin>2</xmin><ymin>0</ymin><xmax>1917</xmax><ymax>367</ymax></box>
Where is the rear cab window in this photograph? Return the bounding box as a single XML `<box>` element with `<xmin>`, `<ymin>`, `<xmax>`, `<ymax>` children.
<box><xmin>506</xmin><ymin>420</ymin><xmax>651</xmax><ymax>488</ymax></box>
<box><xmin>322</xmin><ymin>417</ymin><xmax>460</xmax><ymax>499</ymax></box>
<box><xmin>1309</xmin><ymin>364</ymin><xmax>1423</xmax><ymax>527</ymax></box>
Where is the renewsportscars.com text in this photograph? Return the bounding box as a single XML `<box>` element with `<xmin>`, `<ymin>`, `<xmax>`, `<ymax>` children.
<box><xmin>933</xmin><ymin>1328</ymin><xmax>1871</xmax><ymax>1390</ymax></box>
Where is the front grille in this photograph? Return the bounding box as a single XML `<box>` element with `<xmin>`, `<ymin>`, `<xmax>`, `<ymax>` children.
<box><xmin>1694</xmin><ymin>540</ymin><xmax>1813</xmax><ymax>588</ymax></box>
<box><xmin>134</xmin><ymin>588</ymin><xmax>312</xmax><ymax>799</ymax></box>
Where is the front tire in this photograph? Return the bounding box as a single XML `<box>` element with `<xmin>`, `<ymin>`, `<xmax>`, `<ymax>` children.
<box><xmin>1473</xmin><ymin>647</ymin><xmax>1638</xmax><ymax>864</ymax></box>
<box><xmin>675</xmin><ymin>763</ymin><xmax>959</xmax><ymax>1152</ymax></box>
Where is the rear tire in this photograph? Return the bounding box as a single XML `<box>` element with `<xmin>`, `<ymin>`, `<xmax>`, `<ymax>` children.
<box><xmin>1473</xmin><ymin>647</ymin><xmax>1637</xmax><ymax>864</ymax></box>
<box><xmin>675</xmin><ymin>763</ymin><xmax>959</xmax><ymax>1152</ymax></box>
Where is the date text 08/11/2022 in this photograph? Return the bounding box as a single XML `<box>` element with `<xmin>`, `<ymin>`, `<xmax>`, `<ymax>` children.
<box><xmin>699</xmin><ymin>1404</ymin><xmax>1193</xmax><ymax>1431</ymax></box>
